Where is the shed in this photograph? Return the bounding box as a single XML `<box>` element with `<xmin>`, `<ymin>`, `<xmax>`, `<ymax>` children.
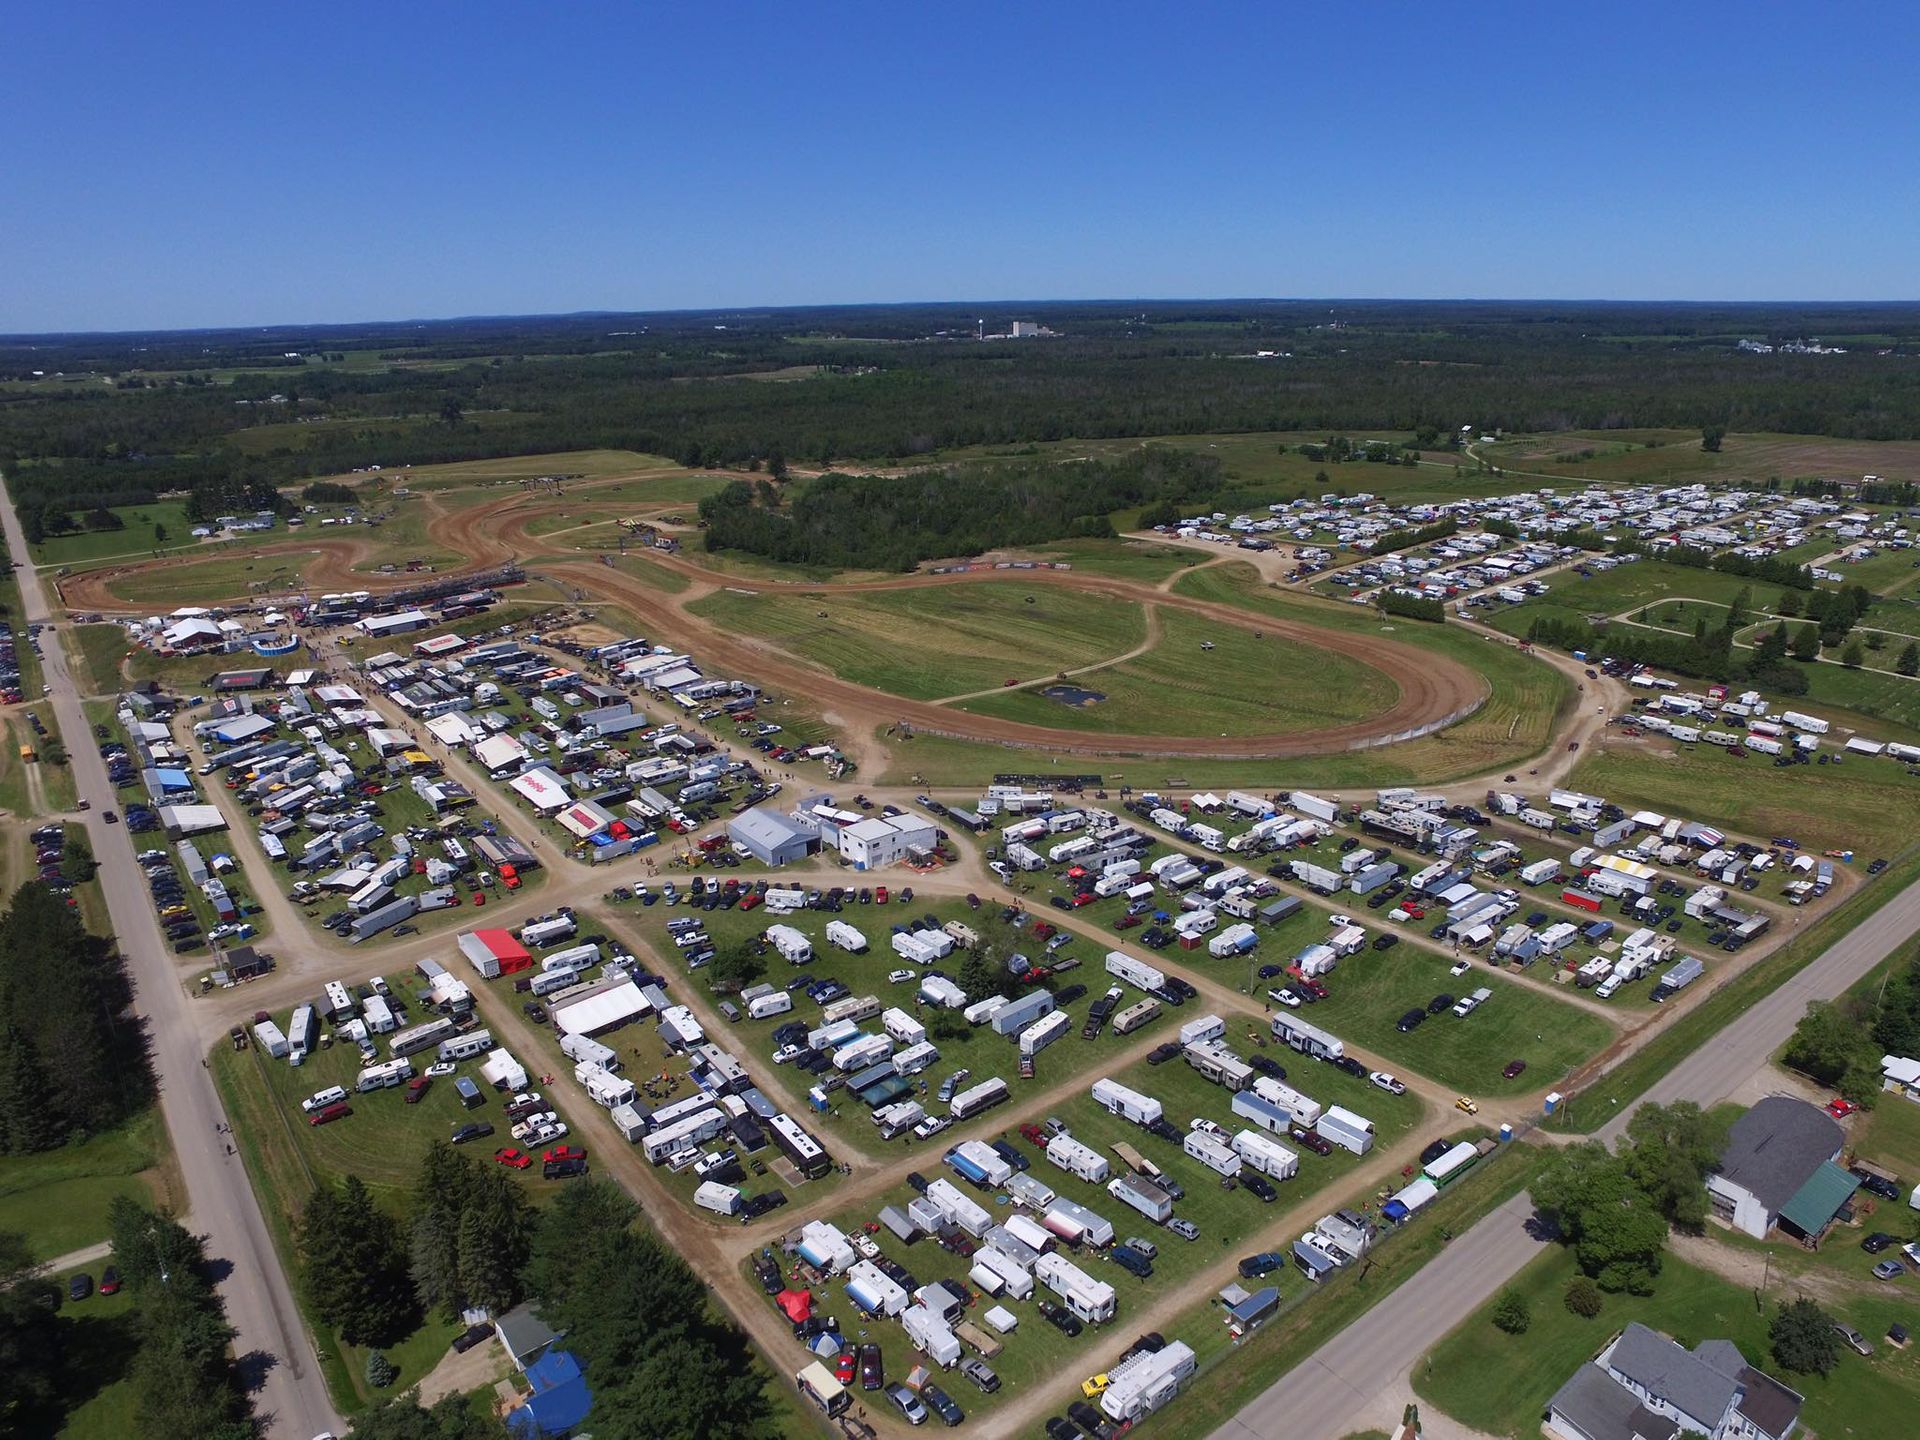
<box><xmin>1776</xmin><ymin>1161</ymin><xmax>1862</xmax><ymax>1242</ymax></box>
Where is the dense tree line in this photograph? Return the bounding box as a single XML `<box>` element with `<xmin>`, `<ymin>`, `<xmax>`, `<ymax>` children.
<box><xmin>1526</xmin><ymin>611</ymin><xmax>1813</xmax><ymax>695</ymax></box>
<box><xmin>1365</xmin><ymin>515</ymin><xmax>1459</xmax><ymax>558</ymax></box>
<box><xmin>0</xmin><ymin>883</ymin><xmax>150</xmax><ymax>1153</ymax></box>
<box><xmin>408</xmin><ymin>1141</ymin><xmax>533</xmax><ymax>1320</ymax></box>
<box><xmin>1533</xmin><ymin>1102</ymin><xmax>1726</xmax><ymax>1293</ymax></box>
<box><xmin>522</xmin><ymin>1181</ymin><xmax>776</xmax><ymax>1440</ymax></box>
<box><xmin>1785</xmin><ymin>943</ymin><xmax>1920</xmax><ymax>1101</ymax></box>
<box><xmin>698</xmin><ymin>448</ymin><xmax>1224</xmax><ymax>571</ymax></box>
<box><xmin>1377</xmin><ymin>591</ymin><xmax>1447</xmax><ymax>622</ymax></box>
<box><xmin>11</xmin><ymin>302</ymin><xmax>1920</xmax><ymax>529</ymax></box>
<box><xmin>107</xmin><ymin>1197</ymin><xmax>257</xmax><ymax>1439</ymax></box>
<box><xmin>302</xmin><ymin>1174</ymin><xmax>418</xmax><ymax>1345</ymax></box>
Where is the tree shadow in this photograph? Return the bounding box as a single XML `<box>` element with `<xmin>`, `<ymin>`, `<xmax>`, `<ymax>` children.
<box><xmin>234</xmin><ymin>1346</ymin><xmax>280</xmax><ymax>1396</ymax></box>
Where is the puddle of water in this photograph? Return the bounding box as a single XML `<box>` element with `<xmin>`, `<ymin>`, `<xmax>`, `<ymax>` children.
<box><xmin>1041</xmin><ymin>683</ymin><xmax>1107</xmax><ymax>706</ymax></box>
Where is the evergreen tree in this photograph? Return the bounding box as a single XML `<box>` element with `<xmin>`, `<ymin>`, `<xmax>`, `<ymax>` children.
<box><xmin>0</xmin><ymin>1229</ymin><xmax>64</xmax><ymax>1428</ymax></box>
<box><xmin>1898</xmin><ymin>641</ymin><xmax>1920</xmax><ymax>677</ymax></box>
<box><xmin>1841</xmin><ymin>638</ymin><xmax>1865</xmax><ymax>669</ymax></box>
<box><xmin>1790</xmin><ymin>624</ymin><xmax>1821</xmax><ymax>661</ymax></box>
<box><xmin>302</xmin><ymin>1176</ymin><xmax>417</xmax><ymax>1345</ymax></box>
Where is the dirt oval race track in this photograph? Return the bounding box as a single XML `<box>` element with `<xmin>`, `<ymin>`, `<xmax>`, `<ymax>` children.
<box><xmin>60</xmin><ymin>481</ymin><xmax>1488</xmax><ymax>760</ymax></box>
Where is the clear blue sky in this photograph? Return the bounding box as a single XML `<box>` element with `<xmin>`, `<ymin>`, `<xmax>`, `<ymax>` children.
<box><xmin>5</xmin><ymin>1</ymin><xmax>1916</xmax><ymax>331</ymax></box>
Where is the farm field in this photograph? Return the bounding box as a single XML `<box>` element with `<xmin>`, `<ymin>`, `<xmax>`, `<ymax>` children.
<box><xmin>956</xmin><ymin>607</ymin><xmax>1400</xmax><ymax>738</ymax></box>
<box><xmin>1569</xmin><ymin>737</ymin><xmax>1920</xmax><ymax>857</ymax></box>
<box><xmin>0</xmin><ymin>1110</ymin><xmax>176</xmax><ymax>1261</ymax></box>
<box><xmin>1413</xmin><ymin>1245</ymin><xmax>1920</xmax><ymax>1440</ymax></box>
<box><xmin>689</xmin><ymin>582</ymin><xmax>1149</xmax><ymax>701</ymax></box>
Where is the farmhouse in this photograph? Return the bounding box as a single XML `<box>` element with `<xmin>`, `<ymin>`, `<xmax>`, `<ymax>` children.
<box><xmin>1706</xmin><ymin>1097</ymin><xmax>1855</xmax><ymax>1243</ymax></box>
<box><xmin>1546</xmin><ymin>1323</ymin><xmax>1802</xmax><ymax>1440</ymax></box>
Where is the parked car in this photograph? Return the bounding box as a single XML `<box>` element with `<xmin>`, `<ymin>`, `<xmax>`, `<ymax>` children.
<box><xmin>885</xmin><ymin>1382</ymin><xmax>928</xmax><ymax>1426</ymax></box>
<box><xmin>858</xmin><ymin>1343</ymin><xmax>884</xmax><ymax>1390</ymax></box>
<box><xmin>1872</xmin><ymin>1259</ymin><xmax>1905</xmax><ymax>1281</ymax></box>
<box><xmin>1369</xmin><ymin>1071</ymin><xmax>1406</xmax><ymax>1095</ymax></box>
<box><xmin>1862</xmin><ymin>1232</ymin><xmax>1899</xmax><ymax>1254</ymax></box>
<box><xmin>450</xmin><ymin>1122</ymin><xmax>494</xmax><ymax>1145</ymax></box>
<box><xmin>1833</xmin><ymin>1322</ymin><xmax>1874</xmax><ymax>1356</ymax></box>
<box><xmin>1502</xmin><ymin>1060</ymin><xmax>1527</xmax><ymax>1079</ymax></box>
<box><xmin>68</xmin><ymin>1272</ymin><xmax>92</xmax><ymax>1301</ymax></box>
<box><xmin>1239</xmin><ymin>1251</ymin><xmax>1286</xmax><ymax>1278</ymax></box>
<box><xmin>960</xmin><ymin>1358</ymin><xmax>1000</xmax><ymax>1393</ymax></box>
<box><xmin>98</xmin><ymin>1266</ymin><xmax>120</xmax><ymax>1296</ymax></box>
<box><xmin>922</xmin><ymin>1382</ymin><xmax>963</xmax><ymax>1426</ymax></box>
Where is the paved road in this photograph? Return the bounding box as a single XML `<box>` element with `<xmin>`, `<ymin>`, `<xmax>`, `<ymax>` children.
<box><xmin>1211</xmin><ymin>870</ymin><xmax>1920</xmax><ymax>1440</ymax></box>
<box><xmin>0</xmin><ymin>478</ymin><xmax>341</xmax><ymax>1440</ymax></box>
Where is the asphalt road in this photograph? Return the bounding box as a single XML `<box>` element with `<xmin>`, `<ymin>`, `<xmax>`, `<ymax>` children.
<box><xmin>0</xmin><ymin>478</ymin><xmax>341</xmax><ymax>1440</ymax></box>
<box><xmin>1211</xmin><ymin>870</ymin><xmax>1920</xmax><ymax>1440</ymax></box>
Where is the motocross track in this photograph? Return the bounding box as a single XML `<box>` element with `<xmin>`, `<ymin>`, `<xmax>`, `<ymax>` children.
<box><xmin>61</xmin><ymin>478</ymin><xmax>1487</xmax><ymax>760</ymax></box>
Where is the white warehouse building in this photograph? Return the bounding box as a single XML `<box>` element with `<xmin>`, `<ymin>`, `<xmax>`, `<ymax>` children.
<box><xmin>837</xmin><ymin>814</ymin><xmax>938</xmax><ymax>871</ymax></box>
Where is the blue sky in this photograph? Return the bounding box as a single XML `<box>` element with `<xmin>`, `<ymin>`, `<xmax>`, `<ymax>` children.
<box><xmin>4</xmin><ymin>2</ymin><xmax>1916</xmax><ymax>331</ymax></box>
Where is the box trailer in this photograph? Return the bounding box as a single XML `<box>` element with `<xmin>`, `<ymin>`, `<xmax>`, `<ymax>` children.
<box><xmin>693</xmin><ymin>1180</ymin><xmax>741</xmax><ymax>1216</ymax></box>
<box><xmin>1091</xmin><ymin>1077</ymin><xmax>1163</xmax><ymax>1126</ymax></box>
<box><xmin>1232</xmin><ymin>1128</ymin><xmax>1300</xmax><ymax>1181</ymax></box>
<box><xmin>1288</xmin><ymin>792</ymin><xmax>1339</xmax><ymax>824</ymax></box>
<box><xmin>1183</xmin><ymin>1129</ymin><xmax>1242</xmax><ymax>1177</ymax></box>
<box><xmin>1318</xmin><ymin>1105</ymin><xmax>1375</xmax><ymax>1155</ymax></box>
<box><xmin>252</xmin><ymin>1019</ymin><xmax>289</xmax><ymax>1058</ymax></box>
<box><xmin>1047</xmin><ymin>1134</ymin><xmax>1112</xmax><ymax>1183</ymax></box>
<box><xmin>1108</xmin><ymin>1172</ymin><xmax>1176</xmax><ymax>1222</ymax></box>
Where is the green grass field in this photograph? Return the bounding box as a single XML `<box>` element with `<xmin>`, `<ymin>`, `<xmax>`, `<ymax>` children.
<box><xmin>102</xmin><ymin>550</ymin><xmax>315</xmax><ymax>605</ymax></box>
<box><xmin>29</xmin><ymin>501</ymin><xmax>199</xmax><ymax>567</ymax></box>
<box><xmin>1569</xmin><ymin>738</ymin><xmax>1920</xmax><ymax>856</ymax></box>
<box><xmin>65</xmin><ymin>622</ymin><xmax>135</xmax><ymax>694</ymax></box>
<box><xmin>1414</xmin><ymin>1245</ymin><xmax>1920</xmax><ymax>1440</ymax></box>
<box><xmin>956</xmin><ymin>607</ymin><xmax>1400</xmax><ymax>738</ymax></box>
<box><xmin>46</xmin><ymin>1261</ymin><xmax>141</xmax><ymax>1440</ymax></box>
<box><xmin>690</xmin><ymin>581</ymin><xmax>1149</xmax><ymax>700</ymax></box>
<box><xmin>300</xmin><ymin>447</ymin><xmax>680</xmax><ymax>492</ymax></box>
<box><xmin>1170</xmin><ymin>564</ymin><xmax>1572</xmax><ymax>781</ymax></box>
<box><xmin>1297</xmin><ymin>946</ymin><xmax>1616</xmax><ymax>1098</ymax></box>
<box><xmin>0</xmin><ymin>1110</ymin><xmax>174</xmax><ymax>1261</ymax></box>
<box><xmin>1482</xmin><ymin>559</ymin><xmax>1809</xmax><ymax>641</ymax></box>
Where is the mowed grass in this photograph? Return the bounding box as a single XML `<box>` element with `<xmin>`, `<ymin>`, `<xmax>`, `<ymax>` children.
<box><xmin>103</xmin><ymin>550</ymin><xmax>315</xmax><ymax>604</ymax></box>
<box><xmin>0</xmin><ymin>1110</ymin><xmax>174</xmax><ymax>1261</ymax></box>
<box><xmin>48</xmin><ymin>1263</ymin><xmax>142</xmax><ymax>1440</ymax></box>
<box><xmin>1481</xmin><ymin>559</ymin><xmax>1811</xmax><ymax>640</ymax></box>
<box><xmin>28</xmin><ymin>501</ymin><xmax>199</xmax><ymax>567</ymax></box>
<box><xmin>1171</xmin><ymin>564</ymin><xmax>1572</xmax><ymax>779</ymax></box>
<box><xmin>689</xmin><ymin>581</ymin><xmax>1149</xmax><ymax>700</ymax></box>
<box><xmin>1414</xmin><ymin>1245</ymin><xmax>1920</xmax><ymax>1440</ymax></box>
<box><xmin>1008</xmin><ymin>537</ymin><xmax>1214</xmax><ymax>584</ymax></box>
<box><xmin>1569</xmin><ymin>737</ymin><xmax>1920</xmax><ymax>856</ymax></box>
<box><xmin>958</xmin><ymin>607</ymin><xmax>1400</xmax><ymax>738</ymax></box>
<box><xmin>66</xmin><ymin>622</ymin><xmax>135</xmax><ymax>694</ymax></box>
<box><xmin>212</xmin><ymin>1031</ymin><xmax>550</xmax><ymax>1410</ymax></box>
<box><xmin>1301</xmin><ymin>948</ymin><xmax>1616</xmax><ymax>1097</ymax></box>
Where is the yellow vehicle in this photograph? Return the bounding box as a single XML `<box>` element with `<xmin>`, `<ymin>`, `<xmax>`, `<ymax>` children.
<box><xmin>1081</xmin><ymin>1374</ymin><xmax>1110</xmax><ymax>1399</ymax></box>
<box><xmin>18</xmin><ymin>743</ymin><xmax>35</xmax><ymax>763</ymax></box>
<box><xmin>1454</xmin><ymin>1096</ymin><xmax>1479</xmax><ymax>1115</ymax></box>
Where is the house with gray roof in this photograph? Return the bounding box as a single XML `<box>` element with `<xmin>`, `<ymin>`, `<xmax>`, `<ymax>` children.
<box><xmin>1547</xmin><ymin>1323</ymin><xmax>1802</xmax><ymax>1440</ymax></box>
<box><xmin>1706</xmin><ymin>1096</ymin><xmax>1852</xmax><ymax>1240</ymax></box>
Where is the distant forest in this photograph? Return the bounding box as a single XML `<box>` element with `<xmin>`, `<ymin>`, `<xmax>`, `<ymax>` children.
<box><xmin>5</xmin><ymin>300</ymin><xmax>1920</xmax><ymax>520</ymax></box>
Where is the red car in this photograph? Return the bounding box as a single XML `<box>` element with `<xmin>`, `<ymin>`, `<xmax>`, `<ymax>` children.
<box><xmin>1019</xmin><ymin>1123</ymin><xmax>1048</xmax><ymax>1146</ymax></box>
<box><xmin>834</xmin><ymin>1351</ymin><xmax>858</xmax><ymax>1385</ymax></box>
<box><xmin>875</xmin><ymin>887</ymin><xmax>889</xmax><ymax>905</ymax></box>
<box><xmin>543</xmin><ymin>1145</ymin><xmax>586</xmax><ymax>1164</ymax></box>
<box><xmin>472</xmin><ymin>891</ymin><xmax>486</xmax><ymax>906</ymax></box>
<box><xmin>1827</xmin><ymin>1097</ymin><xmax>1860</xmax><ymax>1118</ymax></box>
<box><xmin>1502</xmin><ymin>1060</ymin><xmax>1527</xmax><ymax>1080</ymax></box>
<box><xmin>1070</xmin><ymin>892</ymin><xmax>1096</xmax><ymax>907</ymax></box>
<box><xmin>1301</xmin><ymin>978</ymin><xmax>1330</xmax><ymax>1000</ymax></box>
<box><xmin>1114</xmin><ymin>914</ymin><xmax>1143</xmax><ymax>930</ymax></box>
<box><xmin>1402</xmin><ymin>905</ymin><xmax>1426</xmax><ymax>920</ymax></box>
<box><xmin>494</xmin><ymin>1147</ymin><xmax>532</xmax><ymax>1169</ymax></box>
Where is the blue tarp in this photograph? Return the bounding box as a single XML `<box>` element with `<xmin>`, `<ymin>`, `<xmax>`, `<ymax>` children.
<box><xmin>509</xmin><ymin>1350</ymin><xmax>593</xmax><ymax>1436</ymax></box>
<box><xmin>155</xmin><ymin>768</ymin><xmax>193</xmax><ymax>792</ymax></box>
